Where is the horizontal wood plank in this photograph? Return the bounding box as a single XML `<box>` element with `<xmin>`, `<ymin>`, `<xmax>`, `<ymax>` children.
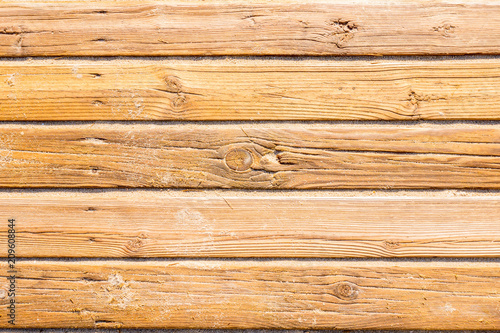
<box><xmin>0</xmin><ymin>125</ymin><xmax>499</xmax><ymax>189</ymax></box>
<box><xmin>1</xmin><ymin>194</ymin><xmax>499</xmax><ymax>258</ymax></box>
<box><xmin>1</xmin><ymin>260</ymin><xmax>500</xmax><ymax>329</ymax></box>
<box><xmin>1</xmin><ymin>1</ymin><xmax>500</xmax><ymax>56</ymax></box>
<box><xmin>2</xmin><ymin>59</ymin><xmax>500</xmax><ymax>120</ymax></box>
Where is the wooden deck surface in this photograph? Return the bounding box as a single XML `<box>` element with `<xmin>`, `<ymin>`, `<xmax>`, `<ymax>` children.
<box><xmin>0</xmin><ymin>0</ymin><xmax>499</xmax><ymax>330</ymax></box>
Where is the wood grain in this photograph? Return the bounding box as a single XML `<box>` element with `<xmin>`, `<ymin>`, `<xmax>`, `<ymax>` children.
<box><xmin>0</xmin><ymin>125</ymin><xmax>499</xmax><ymax>189</ymax></box>
<box><xmin>0</xmin><ymin>1</ymin><xmax>500</xmax><ymax>56</ymax></box>
<box><xmin>1</xmin><ymin>260</ymin><xmax>500</xmax><ymax>329</ymax></box>
<box><xmin>1</xmin><ymin>194</ymin><xmax>499</xmax><ymax>258</ymax></box>
<box><xmin>2</xmin><ymin>59</ymin><xmax>500</xmax><ymax>120</ymax></box>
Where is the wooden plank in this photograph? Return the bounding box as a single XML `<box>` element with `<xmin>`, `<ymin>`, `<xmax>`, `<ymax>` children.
<box><xmin>0</xmin><ymin>192</ymin><xmax>500</xmax><ymax>258</ymax></box>
<box><xmin>0</xmin><ymin>125</ymin><xmax>499</xmax><ymax>189</ymax></box>
<box><xmin>1</xmin><ymin>194</ymin><xmax>499</xmax><ymax>258</ymax></box>
<box><xmin>1</xmin><ymin>260</ymin><xmax>499</xmax><ymax>329</ymax></box>
<box><xmin>2</xmin><ymin>59</ymin><xmax>500</xmax><ymax>121</ymax></box>
<box><xmin>1</xmin><ymin>1</ymin><xmax>500</xmax><ymax>56</ymax></box>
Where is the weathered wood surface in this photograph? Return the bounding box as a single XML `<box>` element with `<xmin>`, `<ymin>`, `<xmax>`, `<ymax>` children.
<box><xmin>2</xmin><ymin>59</ymin><xmax>500</xmax><ymax>120</ymax></box>
<box><xmin>1</xmin><ymin>194</ymin><xmax>499</xmax><ymax>258</ymax></box>
<box><xmin>1</xmin><ymin>260</ymin><xmax>500</xmax><ymax>329</ymax></box>
<box><xmin>1</xmin><ymin>1</ymin><xmax>500</xmax><ymax>57</ymax></box>
<box><xmin>0</xmin><ymin>125</ymin><xmax>499</xmax><ymax>189</ymax></box>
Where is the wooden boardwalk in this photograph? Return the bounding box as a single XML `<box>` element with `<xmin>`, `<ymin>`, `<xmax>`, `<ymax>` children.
<box><xmin>0</xmin><ymin>0</ymin><xmax>499</xmax><ymax>330</ymax></box>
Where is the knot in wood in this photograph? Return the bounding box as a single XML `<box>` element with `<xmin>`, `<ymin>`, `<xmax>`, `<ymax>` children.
<box><xmin>172</xmin><ymin>94</ymin><xmax>187</xmax><ymax>108</ymax></box>
<box><xmin>0</xmin><ymin>288</ymin><xmax>6</xmax><ymax>299</ymax></box>
<box><xmin>383</xmin><ymin>240</ymin><xmax>400</xmax><ymax>250</ymax></box>
<box><xmin>125</xmin><ymin>232</ymin><xmax>148</xmax><ymax>253</ymax></box>
<box><xmin>225</xmin><ymin>148</ymin><xmax>253</xmax><ymax>172</ymax></box>
<box><xmin>332</xmin><ymin>281</ymin><xmax>359</xmax><ymax>300</ymax></box>
<box><xmin>164</xmin><ymin>75</ymin><xmax>182</xmax><ymax>93</ymax></box>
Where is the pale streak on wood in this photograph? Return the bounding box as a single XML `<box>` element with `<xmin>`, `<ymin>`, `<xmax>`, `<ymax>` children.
<box><xmin>0</xmin><ymin>125</ymin><xmax>499</xmax><ymax>189</ymax></box>
<box><xmin>0</xmin><ymin>260</ymin><xmax>500</xmax><ymax>329</ymax></box>
<box><xmin>2</xmin><ymin>59</ymin><xmax>500</xmax><ymax>120</ymax></box>
<box><xmin>0</xmin><ymin>1</ymin><xmax>499</xmax><ymax>56</ymax></box>
<box><xmin>0</xmin><ymin>195</ymin><xmax>499</xmax><ymax>258</ymax></box>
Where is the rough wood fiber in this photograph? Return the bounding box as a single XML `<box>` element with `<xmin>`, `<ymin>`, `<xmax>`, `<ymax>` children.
<box><xmin>2</xmin><ymin>59</ymin><xmax>500</xmax><ymax>120</ymax></box>
<box><xmin>0</xmin><ymin>125</ymin><xmax>499</xmax><ymax>189</ymax></box>
<box><xmin>0</xmin><ymin>1</ymin><xmax>500</xmax><ymax>56</ymax></box>
<box><xmin>1</xmin><ymin>195</ymin><xmax>500</xmax><ymax>258</ymax></box>
<box><xmin>1</xmin><ymin>260</ymin><xmax>500</xmax><ymax>329</ymax></box>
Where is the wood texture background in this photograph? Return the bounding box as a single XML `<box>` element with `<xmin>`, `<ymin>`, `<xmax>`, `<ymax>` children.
<box><xmin>0</xmin><ymin>1</ymin><xmax>499</xmax><ymax>56</ymax></box>
<box><xmin>0</xmin><ymin>0</ymin><xmax>499</xmax><ymax>330</ymax></box>
<box><xmin>1</xmin><ymin>59</ymin><xmax>500</xmax><ymax>121</ymax></box>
